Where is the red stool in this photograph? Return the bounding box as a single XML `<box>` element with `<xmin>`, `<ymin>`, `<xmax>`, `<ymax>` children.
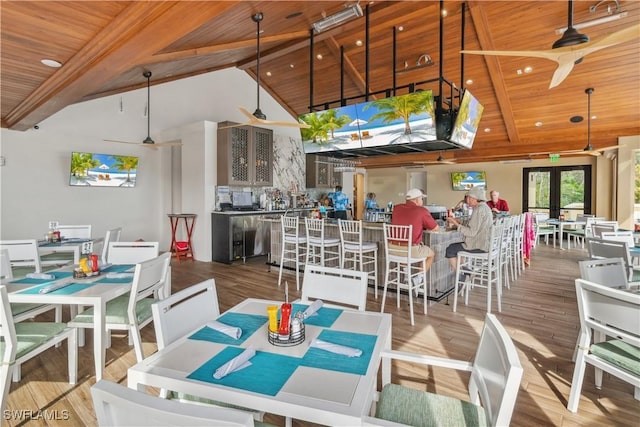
<box><xmin>168</xmin><ymin>214</ymin><xmax>196</xmax><ymax>262</ymax></box>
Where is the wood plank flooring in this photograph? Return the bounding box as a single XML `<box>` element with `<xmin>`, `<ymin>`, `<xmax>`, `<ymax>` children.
<box><xmin>4</xmin><ymin>243</ymin><xmax>639</xmax><ymax>426</ymax></box>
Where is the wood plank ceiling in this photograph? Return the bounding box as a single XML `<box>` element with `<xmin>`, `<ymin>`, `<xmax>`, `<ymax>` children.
<box><xmin>1</xmin><ymin>1</ymin><xmax>639</xmax><ymax>167</ymax></box>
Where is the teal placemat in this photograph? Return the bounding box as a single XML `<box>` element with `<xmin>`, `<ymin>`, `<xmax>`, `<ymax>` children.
<box><xmin>291</xmin><ymin>303</ymin><xmax>342</xmax><ymax>327</ymax></box>
<box><xmin>94</xmin><ymin>276</ymin><xmax>133</xmax><ymax>284</ymax></box>
<box><xmin>18</xmin><ymin>282</ymin><xmax>97</xmax><ymax>295</ymax></box>
<box><xmin>10</xmin><ymin>271</ymin><xmax>73</xmax><ymax>284</ymax></box>
<box><xmin>301</xmin><ymin>329</ymin><xmax>377</xmax><ymax>375</ymax></box>
<box><xmin>187</xmin><ymin>346</ymin><xmax>300</xmax><ymax>396</ymax></box>
<box><xmin>189</xmin><ymin>312</ymin><xmax>268</xmax><ymax>345</ymax></box>
<box><xmin>101</xmin><ymin>264</ymin><xmax>135</xmax><ymax>273</ymax></box>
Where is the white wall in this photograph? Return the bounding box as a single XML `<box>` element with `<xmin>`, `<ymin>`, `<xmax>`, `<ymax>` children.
<box><xmin>0</xmin><ymin>68</ymin><xmax>301</xmax><ymax>260</ymax></box>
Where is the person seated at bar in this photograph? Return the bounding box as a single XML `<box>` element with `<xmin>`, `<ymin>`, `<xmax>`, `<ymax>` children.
<box><xmin>487</xmin><ymin>190</ymin><xmax>509</xmax><ymax>215</ymax></box>
<box><xmin>445</xmin><ymin>187</ymin><xmax>493</xmax><ymax>273</ymax></box>
<box><xmin>391</xmin><ymin>188</ymin><xmax>439</xmax><ymax>273</ymax></box>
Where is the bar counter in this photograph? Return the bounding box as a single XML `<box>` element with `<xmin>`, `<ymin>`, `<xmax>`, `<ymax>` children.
<box><xmin>265</xmin><ymin>218</ymin><xmax>463</xmax><ymax>302</ymax></box>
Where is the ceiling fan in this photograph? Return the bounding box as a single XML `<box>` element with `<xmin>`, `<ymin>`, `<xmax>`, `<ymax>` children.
<box><xmin>414</xmin><ymin>151</ymin><xmax>457</xmax><ymax>165</ymax></box>
<box><xmin>104</xmin><ymin>71</ymin><xmax>182</xmax><ymax>148</ymax></box>
<box><xmin>219</xmin><ymin>13</ymin><xmax>310</xmax><ymax>130</ymax></box>
<box><xmin>461</xmin><ymin>1</ymin><xmax>640</xmax><ymax>88</ymax></box>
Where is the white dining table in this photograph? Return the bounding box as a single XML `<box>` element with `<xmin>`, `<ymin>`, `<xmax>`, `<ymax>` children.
<box><xmin>547</xmin><ymin>218</ymin><xmax>587</xmax><ymax>250</ymax></box>
<box><xmin>38</xmin><ymin>237</ymin><xmax>104</xmax><ymax>265</ymax></box>
<box><xmin>6</xmin><ymin>265</ymin><xmax>133</xmax><ymax>381</ymax></box>
<box><xmin>128</xmin><ymin>298</ymin><xmax>392</xmax><ymax>426</ymax></box>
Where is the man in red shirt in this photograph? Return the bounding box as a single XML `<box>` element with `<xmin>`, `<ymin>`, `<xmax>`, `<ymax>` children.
<box><xmin>390</xmin><ymin>188</ymin><xmax>440</xmax><ymax>271</ymax></box>
<box><xmin>487</xmin><ymin>190</ymin><xmax>510</xmax><ymax>214</ymax></box>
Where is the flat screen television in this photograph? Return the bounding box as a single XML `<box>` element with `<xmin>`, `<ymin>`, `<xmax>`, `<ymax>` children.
<box><xmin>449</xmin><ymin>89</ymin><xmax>484</xmax><ymax>149</ymax></box>
<box><xmin>300</xmin><ymin>90</ymin><xmax>436</xmax><ymax>154</ymax></box>
<box><xmin>451</xmin><ymin>171</ymin><xmax>487</xmax><ymax>191</ymax></box>
<box><xmin>69</xmin><ymin>152</ymin><xmax>138</xmax><ymax>187</ymax></box>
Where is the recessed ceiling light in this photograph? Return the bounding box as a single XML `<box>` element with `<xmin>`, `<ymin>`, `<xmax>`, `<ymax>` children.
<box><xmin>355</xmin><ymin>40</ymin><xmax>363</xmax><ymax>47</ymax></box>
<box><xmin>484</xmin><ymin>128</ymin><xmax>491</xmax><ymax>133</ymax></box>
<box><xmin>570</xmin><ymin>115</ymin><xmax>583</xmax><ymax>123</ymax></box>
<box><xmin>398</xmin><ymin>26</ymin><xmax>404</xmax><ymax>31</ymax></box>
<box><xmin>41</xmin><ymin>59</ymin><xmax>62</xmax><ymax>68</ymax></box>
<box><xmin>266</xmin><ymin>71</ymin><xmax>272</xmax><ymax>77</ymax></box>
<box><xmin>466</xmin><ymin>79</ymin><xmax>473</xmax><ymax>85</ymax></box>
<box><xmin>316</xmin><ymin>54</ymin><xmax>323</xmax><ymax>60</ymax></box>
<box><xmin>441</xmin><ymin>9</ymin><xmax>448</xmax><ymax>17</ymax></box>
<box><xmin>289</xmin><ymin>64</ymin><xmax>294</xmax><ymax>68</ymax></box>
<box><xmin>524</xmin><ymin>66</ymin><xmax>533</xmax><ymax>73</ymax></box>
<box><xmin>535</xmin><ymin>121</ymin><xmax>543</xmax><ymax>127</ymax></box>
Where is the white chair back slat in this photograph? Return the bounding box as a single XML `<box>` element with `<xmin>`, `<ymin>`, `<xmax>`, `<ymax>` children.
<box><xmin>101</xmin><ymin>227</ymin><xmax>123</xmax><ymax>264</ymax></box>
<box><xmin>579</xmin><ymin>257</ymin><xmax>629</xmax><ymax>290</ymax></box>
<box><xmin>107</xmin><ymin>241</ymin><xmax>159</xmax><ymax>264</ymax></box>
<box><xmin>91</xmin><ymin>380</ymin><xmax>254</xmax><ymax>427</ymax></box>
<box><xmin>151</xmin><ymin>279</ymin><xmax>220</xmax><ymax>350</ymax></box>
<box><xmin>301</xmin><ymin>265</ymin><xmax>368</xmax><ymax>311</ymax></box>
<box><xmin>600</xmin><ymin>230</ymin><xmax>635</xmax><ymax>247</ymax></box>
<box><xmin>0</xmin><ymin>250</ymin><xmax>13</xmax><ymax>281</ymax></box>
<box><xmin>57</xmin><ymin>225</ymin><xmax>92</xmax><ymax>239</ymax></box>
<box><xmin>0</xmin><ymin>240</ymin><xmax>42</xmax><ymax>273</ymax></box>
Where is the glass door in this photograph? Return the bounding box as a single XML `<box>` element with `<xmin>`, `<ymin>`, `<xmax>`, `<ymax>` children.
<box><xmin>522</xmin><ymin>165</ymin><xmax>591</xmax><ymax>219</ymax></box>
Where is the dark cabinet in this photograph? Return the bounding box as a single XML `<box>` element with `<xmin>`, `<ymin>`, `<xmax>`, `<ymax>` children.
<box><xmin>217</xmin><ymin>123</ymin><xmax>273</xmax><ymax>186</ymax></box>
<box><xmin>305</xmin><ymin>154</ymin><xmax>342</xmax><ymax>189</ymax></box>
<box><xmin>211</xmin><ymin>213</ymin><xmax>270</xmax><ymax>263</ymax></box>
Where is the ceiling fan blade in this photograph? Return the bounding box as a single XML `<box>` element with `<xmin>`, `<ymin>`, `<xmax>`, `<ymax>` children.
<box><xmin>461</xmin><ymin>49</ymin><xmax>560</xmax><ymax>61</ymax></box>
<box><xmin>104</xmin><ymin>139</ymin><xmax>138</xmax><ymax>145</ymax></box>
<box><xmin>589</xmin><ymin>22</ymin><xmax>640</xmax><ymax>50</ymax></box>
<box><xmin>154</xmin><ymin>140</ymin><xmax>183</xmax><ymax>147</ymax></box>
<box><xmin>236</xmin><ymin>106</ymin><xmax>310</xmax><ymax>128</ymax></box>
<box><xmin>548</xmin><ymin>60</ymin><xmax>576</xmax><ymax>88</ymax></box>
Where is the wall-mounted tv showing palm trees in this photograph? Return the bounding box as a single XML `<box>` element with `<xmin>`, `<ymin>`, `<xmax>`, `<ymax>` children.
<box><xmin>299</xmin><ymin>90</ymin><xmax>437</xmax><ymax>154</ymax></box>
<box><xmin>69</xmin><ymin>152</ymin><xmax>138</xmax><ymax>187</ymax></box>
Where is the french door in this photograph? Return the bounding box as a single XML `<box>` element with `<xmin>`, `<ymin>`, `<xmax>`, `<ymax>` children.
<box><xmin>522</xmin><ymin>165</ymin><xmax>592</xmax><ymax>219</ymax></box>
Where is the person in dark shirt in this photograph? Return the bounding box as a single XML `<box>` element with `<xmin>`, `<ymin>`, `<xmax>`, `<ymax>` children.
<box><xmin>390</xmin><ymin>188</ymin><xmax>440</xmax><ymax>272</ymax></box>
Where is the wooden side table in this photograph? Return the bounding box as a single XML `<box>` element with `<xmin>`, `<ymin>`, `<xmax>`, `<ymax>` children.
<box><xmin>168</xmin><ymin>214</ymin><xmax>196</xmax><ymax>262</ymax></box>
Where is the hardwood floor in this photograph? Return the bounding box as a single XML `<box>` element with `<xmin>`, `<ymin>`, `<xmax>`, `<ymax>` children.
<box><xmin>4</xmin><ymin>243</ymin><xmax>639</xmax><ymax>426</ymax></box>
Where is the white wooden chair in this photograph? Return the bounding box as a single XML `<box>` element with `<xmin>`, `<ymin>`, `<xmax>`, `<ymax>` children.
<box><xmin>151</xmin><ymin>279</ymin><xmax>264</xmax><ymax>421</ymax></box>
<box><xmin>277</xmin><ymin>216</ymin><xmax>307</xmax><ymax>291</ymax></box>
<box><xmin>304</xmin><ymin>218</ymin><xmax>340</xmax><ymax>267</ymax></box>
<box><xmin>1</xmin><ymin>285</ymin><xmax>77</xmax><ymax>414</ymax></box>
<box><xmin>567</xmin><ymin>279</ymin><xmax>640</xmax><ymax>412</ymax></box>
<box><xmin>566</xmin><ymin>215</ymin><xmax>603</xmax><ymax>249</ymax></box>
<box><xmin>106</xmin><ymin>241</ymin><xmax>159</xmax><ymax>264</ymax></box>
<box><xmin>590</xmin><ymin>220</ymin><xmax>618</xmax><ymax>238</ymax></box>
<box><xmin>0</xmin><ymin>239</ymin><xmax>43</xmax><ymax>277</ymax></box>
<box><xmin>57</xmin><ymin>224</ymin><xmax>92</xmax><ymax>239</ymax></box>
<box><xmin>454</xmin><ymin>223</ymin><xmax>504</xmax><ymax>314</ymax></box>
<box><xmin>381</xmin><ymin>223</ymin><xmax>427</xmax><ymax>326</ymax></box>
<box><xmin>362</xmin><ymin>313</ymin><xmax>523</xmax><ymax>427</ymax></box>
<box><xmin>69</xmin><ymin>253</ymin><xmax>171</xmax><ymax>362</ymax></box>
<box><xmin>587</xmin><ymin>238</ymin><xmax>639</xmax><ymax>282</ymax></box>
<box><xmin>300</xmin><ymin>265</ymin><xmax>368</xmax><ymax>311</ymax></box>
<box><xmin>601</xmin><ymin>230</ymin><xmax>635</xmax><ymax>248</ymax></box>
<box><xmin>533</xmin><ymin>213</ymin><xmax>556</xmax><ymax>247</ymax></box>
<box><xmin>91</xmin><ymin>380</ymin><xmax>256</xmax><ymax>427</ymax></box>
<box><xmin>100</xmin><ymin>227</ymin><xmax>123</xmax><ymax>264</ymax></box>
<box><xmin>338</xmin><ymin>219</ymin><xmax>378</xmax><ymax>298</ymax></box>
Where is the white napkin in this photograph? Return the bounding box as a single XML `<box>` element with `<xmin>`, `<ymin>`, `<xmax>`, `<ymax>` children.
<box><xmin>206</xmin><ymin>320</ymin><xmax>242</xmax><ymax>339</ymax></box>
<box><xmin>105</xmin><ymin>272</ymin><xmax>134</xmax><ymax>279</ymax></box>
<box><xmin>26</xmin><ymin>273</ymin><xmax>55</xmax><ymax>280</ymax></box>
<box><xmin>310</xmin><ymin>338</ymin><xmax>362</xmax><ymax>357</ymax></box>
<box><xmin>39</xmin><ymin>282</ymin><xmax>74</xmax><ymax>294</ymax></box>
<box><xmin>213</xmin><ymin>346</ymin><xmax>256</xmax><ymax>379</ymax></box>
<box><xmin>303</xmin><ymin>299</ymin><xmax>323</xmax><ymax>318</ymax></box>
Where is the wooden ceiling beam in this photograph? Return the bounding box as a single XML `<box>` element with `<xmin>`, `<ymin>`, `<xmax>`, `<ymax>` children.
<box><xmin>467</xmin><ymin>1</ymin><xmax>520</xmax><ymax>144</ymax></box>
<box><xmin>5</xmin><ymin>1</ymin><xmax>240</xmax><ymax>131</ymax></box>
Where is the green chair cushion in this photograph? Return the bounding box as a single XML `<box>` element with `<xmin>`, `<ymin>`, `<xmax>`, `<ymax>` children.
<box><xmin>0</xmin><ymin>322</ymin><xmax>68</xmax><ymax>359</ymax></box>
<box><xmin>374</xmin><ymin>383</ymin><xmax>488</xmax><ymax>427</ymax></box>
<box><xmin>40</xmin><ymin>252</ymin><xmax>74</xmax><ymax>262</ymax></box>
<box><xmin>590</xmin><ymin>339</ymin><xmax>640</xmax><ymax>376</ymax></box>
<box><xmin>10</xmin><ymin>303</ymin><xmax>52</xmax><ymax>317</ymax></box>
<box><xmin>70</xmin><ymin>294</ymin><xmax>154</xmax><ymax>325</ymax></box>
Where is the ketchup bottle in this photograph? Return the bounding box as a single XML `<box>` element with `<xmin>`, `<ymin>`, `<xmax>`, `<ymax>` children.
<box><xmin>278</xmin><ymin>303</ymin><xmax>292</xmax><ymax>338</ymax></box>
<box><xmin>90</xmin><ymin>254</ymin><xmax>99</xmax><ymax>272</ymax></box>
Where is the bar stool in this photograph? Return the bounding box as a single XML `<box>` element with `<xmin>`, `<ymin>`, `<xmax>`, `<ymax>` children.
<box><xmin>381</xmin><ymin>223</ymin><xmax>427</xmax><ymax>326</ymax></box>
<box><xmin>338</xmin><ymin>219</ymin><xmax>378</xmax><ymax>298</ymax></box>
<box><xmin>304</xmin><ymin>218</ymin><xmax>340</xmax><ymax>267</ymax></box>
<box><xmin>167</xmin><ymin>214</ymin><xmax>196</xmax><ymax>262</ymax></box>
<box><xmin>278</xmin><ymin>216</ymin><xmax>307</xmax><ymax>291</ymax></box>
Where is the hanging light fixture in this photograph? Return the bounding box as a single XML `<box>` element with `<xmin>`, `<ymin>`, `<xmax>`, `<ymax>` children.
<box><xmin>583</xmin><ymin>88</ymin><xmax>594</xmax><ymax>151</ymax></box>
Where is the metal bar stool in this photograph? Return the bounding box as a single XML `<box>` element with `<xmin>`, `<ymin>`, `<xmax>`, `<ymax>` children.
<box><xmin>278</xmin><ymin>216</ymin><xmax>307</xmax><ymax>291</ymax></box>
<box><xmin>304</xmin><ymin>218</ymin><xmax>340</xmax><ymax>267</ymax></box>
<box><xmin>338</xmin><ymin>219</ymin><xmax>378</xmax><ymax>299</ymax></box>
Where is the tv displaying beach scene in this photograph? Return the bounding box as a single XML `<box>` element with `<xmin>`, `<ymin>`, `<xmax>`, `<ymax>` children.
<box><xmin>451</xmin><ymin>171</ymin><xmax>487</xmax><ymax>191</ymax></box>
<box><xmin>449</xmin><ymin>89</ymin><xmax>484</xmax><ymax>149</ymax></box>
<box><xmin>300</xmin><ymin>90</ymin><xmax>436</xmax><ymax>154</ymax></box>
<box><xmin>69</xmin><ymin>152</ymin><xmax>138</xmax><ymax>187</ymax></box>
